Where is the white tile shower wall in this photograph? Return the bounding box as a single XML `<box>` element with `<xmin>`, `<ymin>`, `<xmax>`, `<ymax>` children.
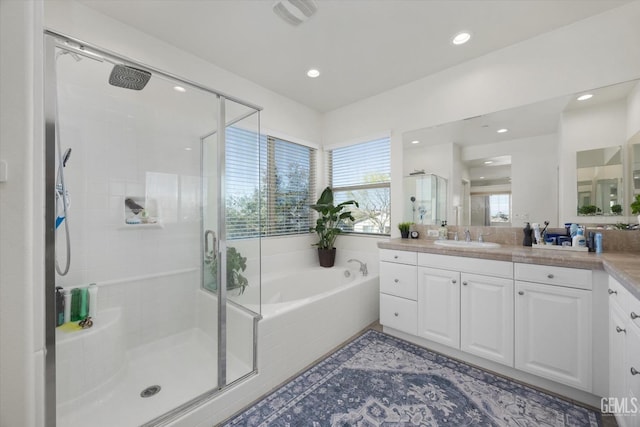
<box><xmin>97</xmin><ymin>269</ymin><xmax>198</xmax><ymax>349</ymax></box>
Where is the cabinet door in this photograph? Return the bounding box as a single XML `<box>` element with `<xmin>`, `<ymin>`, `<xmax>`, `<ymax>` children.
<box><xmin>461</xmin><ymin>273</ymin><xmax>514</xmax><ymax>367</ymax></box>
<box><xmin>515</xmin><ymin>281</ymin><xmax>592</xmax><ymax>391</ymax></box>
<box><xmin>626</xmin><ymin>323</ymin><xmax>640</xmax><ymax>427</ymax></box>
<box><xmin>418</xmin><ymin>267</ymin><xmax>460</xmax><ymax>348</ymax></box>
<box><xmin>610</xmin><ymin>303</ymin><xmax>627</xmax><ymax>401</ymax></box>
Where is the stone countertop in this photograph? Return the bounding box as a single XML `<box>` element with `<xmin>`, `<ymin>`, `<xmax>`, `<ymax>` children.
<box><xmin>378</xmin><ymin>239</ymin><xmax>640</xmax><ymax>298</ymax></box>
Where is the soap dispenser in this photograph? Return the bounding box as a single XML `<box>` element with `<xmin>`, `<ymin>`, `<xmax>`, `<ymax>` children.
<box><xmin>438</xmin><ymin>221</ymin><xmax>448</xmax><ymax>240</ymax></box>
<box><xmin>523</xmin><ymin>222</ymin><xmax>533</xmax><ymax>246</ymax></box>
<box><xmin>572</xmin><ymin>228</ymin><xmax>587</xmax><ymax>247</ymax></box>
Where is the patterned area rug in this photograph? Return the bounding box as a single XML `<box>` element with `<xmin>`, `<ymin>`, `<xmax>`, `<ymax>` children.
<box><xmin>223</xmin><ymin>330</ymin><xmax>601</xmax><ymax>426</ymax></box>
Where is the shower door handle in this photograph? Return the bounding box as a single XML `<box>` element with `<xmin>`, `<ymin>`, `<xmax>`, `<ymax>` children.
<box><xmin>205</xmin><ymin>230</ymin><xmax>217</xmax><ymax>262</ymax></box>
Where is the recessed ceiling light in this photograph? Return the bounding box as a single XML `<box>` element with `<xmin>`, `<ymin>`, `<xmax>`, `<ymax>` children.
<box><xmin>307</xmin><ymin>69</ymin><xmax>320</xmax><ymax>78</ymax></box>
<box><xmin>577</xmin><ymin>94</ymin><xmax>593</xmax><ymax>101</ymax></box>
<box><xmin>174</xmin><ymin>86</ymin><xmax>186</xmax><ymax>93</ymax></box>
<box><xmin>497</xmin><ymin>128</ymin><xmax>508</xmax><ymax>133</ymax></box>
<box><xmin>411</xmin><ymin>140</ymin><xmax>420</xmax><ymax>144</ymax></box>
<box><xmin>452</xmin><ymin>32</ymin><xmax>471</xmax><ymax>45</ymax></box>
<box><xmin>479</xmin><ymin>176</ymin><xmax>485</xmax><ymax>179</ymax></box>
<box><xmin>484</xmin><ymin>160</ymin><xmax>493</xmax><ymax>164</ymax></box>
<box><xmin>184</xmin><ymin>147</ymin><xmax>192</xmax><ymax>151</ymax></box>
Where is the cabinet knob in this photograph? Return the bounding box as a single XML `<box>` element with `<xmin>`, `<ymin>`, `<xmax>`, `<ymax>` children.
<box><xmin>451</xmin><ymin>279</ymin><xmax>457</xmax><ymax>284</ymax></box>
<box><xmin>631</xmin><ymin>312</ymin><xmax>639</xmax><ymax>320</ymax></box>
<box><xmin>462</xmin><ymin>281</ymin><xmax>468</xmax><ymax>286</ymax></box>
<box><xmin>394</xmin><ymin>312</ymin><xmax>399</xmax><ymax>317</ymax></box>
<box><xmin>631</xmin><ymin>367</ymin><xmax>640</xmax><ymax>376</ymax></box>
<box><xmin>394</xmin><ymin>279</ymin><xmax>399</xmax><ymax>283</ymax></box>
<box><xmin>616</xmin><ymin>326</ymin><xmax>626</xmax><ymax>334</ymax></box>
<box><xmin>608</xmin><ymin>289</ymin><xmax>618</xmax><ymax>295</ymax></box>
<box><xmin>394</xmin><ymin>255</ymin><xmax>398</xmax><ymax>259</ymax></box>
<box><xmin>518</xmin><ymin>291</ymin><xmax>524</xmax><ymax>296</ymax></box>
<box><xmin>547</xmin><ymin>274</ymin><xmax>554</xmax><ymax>279</ymax></box>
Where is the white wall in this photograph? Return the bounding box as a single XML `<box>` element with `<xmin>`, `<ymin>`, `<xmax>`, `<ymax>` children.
<box><xmin>323</xmin><ymin>1</ymin><xmax>640</xmax><ymax>237</ymax></box>
<box><xmin>0</xmin><ymin>1</ymin><xmax>43</xmax><ymax>427</ymax></box>
<box><xmin>559</xmin><ymin>99</ymin><xmax>627</xmax><ymax>223</ymax></box>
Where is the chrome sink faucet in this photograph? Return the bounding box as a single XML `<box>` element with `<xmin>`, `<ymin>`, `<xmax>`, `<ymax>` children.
<box><xmin>348</xmin><ymin>259</ymin><xmax>368</xmax><ymax>276</ymax></box>
<box><xmin>464</xmin><ymin>229</ymin><xmax>471</xmax><ymax>243</ymax></box>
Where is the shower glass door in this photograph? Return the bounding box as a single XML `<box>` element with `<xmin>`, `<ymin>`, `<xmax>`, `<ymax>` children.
<box><xmin>45</xmin><ymin>33</ymin><xmax>261</xmax><ymax>427</ymax></box>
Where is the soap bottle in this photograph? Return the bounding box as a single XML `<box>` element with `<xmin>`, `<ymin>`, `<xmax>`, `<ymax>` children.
<box><xmin>572</xmin><ymin>228</ymin><xmax>586</xmax><ymax>247</ymax></box>
<box><xmin>438</xmin><ymin>221</ymin><xmax>448</xmax><ymax>240</ymax></box>
<box><xmin>523</xmin><ymin>222</ymin><xmax>533</xmax><ymax>246</ymax></box>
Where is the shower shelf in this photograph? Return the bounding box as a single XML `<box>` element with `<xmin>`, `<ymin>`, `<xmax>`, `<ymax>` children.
<box><xmin>118</xmin><ymin>222</ymin><xmax>163</xmax><ymax>230</ymax></box>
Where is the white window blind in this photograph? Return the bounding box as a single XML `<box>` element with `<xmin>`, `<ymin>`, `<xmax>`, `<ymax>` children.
<box><xmin>264</xmin><ymin>136</ymin><xmax>316</xmax><ymax>236</ymax></box>
<box><xmin>225</xmin><ymin>128</ymin><xmax>316</xmax><ymax>239</ymax></box>
<box><xmin>226</xmin><ymin>126</ymin><xmax>262</xmax><ymax>239</ymax></box>
<box><xmin>329</xmin><ymin>137</ymin><xmax>391</xmax><ymax>235</ymax></box>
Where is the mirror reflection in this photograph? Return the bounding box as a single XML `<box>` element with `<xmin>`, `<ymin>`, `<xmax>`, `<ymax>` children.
<box><xmin>403</xmin><ymin>173</ymin><xmax>447</xmax><ymax>225</ymax></box>
<box><xmin>576</xmin><ymin>146</ymin><xmax>622</xmax><ymax>216</ymax></box>
<box><xmin>403</xmin><ymin>78</ymin><xmax>640</xmax><ymax>226</ymax></box>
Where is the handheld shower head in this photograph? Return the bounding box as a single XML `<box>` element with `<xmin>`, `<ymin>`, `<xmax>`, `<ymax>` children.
<box><xmin>62</xmin><ymin>148</ymin><xmax>72</xmax><ymax>167</ymax></box>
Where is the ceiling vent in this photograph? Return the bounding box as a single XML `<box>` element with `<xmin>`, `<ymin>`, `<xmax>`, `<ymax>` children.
<box><xmin>273</xmin><ymin>0</ymin><xmax>318</xmax><ymax>26</ymax></box>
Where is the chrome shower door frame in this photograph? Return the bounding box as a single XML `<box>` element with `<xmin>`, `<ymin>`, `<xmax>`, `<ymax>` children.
<box><xmin>43</xmin><ymin>31</ymin><xmax>262</xmax><ymax>427</ymax></box>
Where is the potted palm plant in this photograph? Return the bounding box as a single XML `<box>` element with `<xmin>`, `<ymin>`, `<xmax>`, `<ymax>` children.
<box><xmin>310</xmin><ymin>187</ymin><xmax>358</xmax><ymax>267</ymax></box>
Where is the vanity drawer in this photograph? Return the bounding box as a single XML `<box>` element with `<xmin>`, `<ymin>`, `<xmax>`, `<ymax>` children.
<box><xmin>380</xmin><ymin>293</ymin><xmax>417</xmax><ymax>335</ymax></box>
<box><xmin>380</xmin><ymin>261</ymin><xmax>417</xmax><ymax>300</ymax></box>
<box><xmin>418</xmin><ymin>253</ymin><xmax>513</xmax><ymax>279</ymax></box>
<box><xmin>515</xmin><ymin>263</ymin><xmax>592</xmax><ymax>290</ymax></box>
<box><xmin>380</xmin><ymin>249</ymin><xmax>417</xmax><ymax>265</ymax></box>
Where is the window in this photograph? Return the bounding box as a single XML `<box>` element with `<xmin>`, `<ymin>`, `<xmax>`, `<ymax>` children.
<box><xmin>225</xmin><ymin>127</ymin><xmax>316</xmax><ymax>239</ymax></box>
<box><xmin>264</xmin><ymin>136</ymin><xmax>316</xmax><ymax>236</ymax></box>
<box><xmin>328</xmin><ymin>137</ymin><xmax>391</xmax><ymax>235</ymax></box>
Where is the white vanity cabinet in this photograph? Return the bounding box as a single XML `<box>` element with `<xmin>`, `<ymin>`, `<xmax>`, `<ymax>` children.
<box><xmin>417</xmin><ymin>253</ymin><xmax>514</xmax><ymax>366</ymax></box>
<box><xmin>514</xmin><ymin>263</ymin><xmax>592</xmax><ymax>391</ymax></box>
<box><xmin>379</xmin><ymin>249</ymin><xmax>417</xmax><ymax>335</ymax></box>
<box><xmin>608</xmin><ymin>277</ymin><xmax>640</xmax><ymax>427</ymax></box>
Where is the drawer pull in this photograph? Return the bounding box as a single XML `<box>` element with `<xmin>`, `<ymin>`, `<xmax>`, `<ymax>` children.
<box><xmin>518</xmin><ymin>291</ymin><xmax>524</xmax><ymax>296</ymax></box>
<box><xmin>462</xmin><ymin>281</ymin><xmax>468</xmax><ymax>286</ymax></box>
<box><xmin>547</xmin><ymin>274</ymin><xmax>554</xmax><ymax>279</ymax></box>
<box><xmin>394</xmin><ymin>279</ymin><xmax>399</xmax><ymax>283</ymax></box>
<box><xmin>451</xmin><ymin>279</ymin><xmax>457</xmax><ymax>284</ymax></box>
<box><xmin>616</xmin><ymin>326</ymin><xmax>626</xmax><ymax>334</ymax></box>
<box><xmin>631</xmin><ymin>312</ymin><xmax>639</xmax><ymax>320</ymax></box>
<box><xmin>631</xmin><ymin>367</ymin><xmax>640</xmax><ymax>376</ymax></box>
<box><xmin>394</xmin><ymin>312</ymin><xmax>399</xmax><ymax>317</ymax></box>
<box><xmin>608</xmin><ymin>289</ymin><xmax>618</xmax><ymax>295</ymax></box>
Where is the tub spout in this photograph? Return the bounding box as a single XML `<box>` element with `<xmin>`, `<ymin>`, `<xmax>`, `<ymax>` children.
<box><xmin>348</xmin><ymin>259</ymin><xmax>368</xmax><ymax>276</ymax></box>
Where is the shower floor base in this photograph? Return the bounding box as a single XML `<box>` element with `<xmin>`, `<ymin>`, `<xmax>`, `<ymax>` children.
<box><xmin>57</xmin><ymin>329</ymin><xmax>251</xmax><ymax>427</ymax></box>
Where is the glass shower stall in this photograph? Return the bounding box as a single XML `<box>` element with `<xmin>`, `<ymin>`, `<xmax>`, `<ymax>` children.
<box><xmin>44</xmin><ymin>31</ymin><xmax>262</xmax><ymax>426</ymax></box>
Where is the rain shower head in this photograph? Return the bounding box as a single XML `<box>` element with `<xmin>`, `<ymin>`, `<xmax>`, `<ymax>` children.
<box><xmin>108</xmin><ymin>64</ymin><xmax>151</xmax><ymax>91</ymax></box>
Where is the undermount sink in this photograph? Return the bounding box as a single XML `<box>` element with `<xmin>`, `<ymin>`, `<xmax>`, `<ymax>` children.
<box><xmin>434</xmin><ymin>240</ymin><xmax>501</xmax><ymax>249</ymax></box>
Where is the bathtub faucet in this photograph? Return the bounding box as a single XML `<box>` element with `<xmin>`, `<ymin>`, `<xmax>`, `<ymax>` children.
<box><xmin>348</xmin><ymin>259</ymin><xmax>368</xmax><ymax>276</ymax></box>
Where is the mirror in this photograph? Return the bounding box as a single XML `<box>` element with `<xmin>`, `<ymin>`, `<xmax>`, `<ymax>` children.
<box><xmin>633</xmin><ymin>141</ymin><xmax>640</xmax><ymax>196</ymax></box>
<box><xmin>403</xmin><ymin>78</ymin><xmax>640</xmax><ymax>226</ymax></box>
<box><xmin>576</xmin><ymin>146</ymin><xmax>623</xmax><ymax>216</ymax></box>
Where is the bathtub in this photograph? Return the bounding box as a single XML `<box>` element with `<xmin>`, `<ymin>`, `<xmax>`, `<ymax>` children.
<box><xmin>231</xmin><ymin>265</ymin><xmax>375</xmax><ymax>318</ymax></box>
<box><xmin>184</xmin><ymin>263</ymin><xmax>380</xmax><ymax>424</ymax></box>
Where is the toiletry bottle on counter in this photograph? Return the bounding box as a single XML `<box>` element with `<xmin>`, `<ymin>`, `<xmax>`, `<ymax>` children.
<box><xmin>439</xmin><ymin>221</ymin><xmax>448</xmax><ymax>240</ymax></box>
<box><xmin>88</xmin><ymin>283</ymin><xmax>98</xmax><ymax>319</ymax></box>
<box><xmin>572</xmin><ymin>228</ymin><xmax>586</xmax><ymax>247</ymax></box>
<box><xmin>595</xmin><ymin>232</ymin><xmax>603</xmax><ymax>254</ymax></box>
<box><xmin>523</xmin><ymin>222</ymin><xmax>533</xmax><ymax>246</ymax></box>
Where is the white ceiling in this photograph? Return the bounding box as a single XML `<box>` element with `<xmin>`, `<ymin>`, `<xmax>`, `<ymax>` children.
<box><xmin>78</xmin><ymin>0</ymin><xmax>630</xmax><ymax>113</ymax></box>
